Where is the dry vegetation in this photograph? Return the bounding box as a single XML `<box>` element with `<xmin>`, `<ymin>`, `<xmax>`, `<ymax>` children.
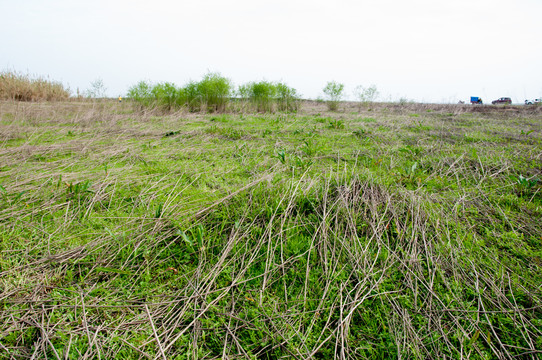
<box><xmin>0</xmin><ymin>99</ymin><xmax>541</xmax><ymax>359</ymax></box>
<box><xmin>0</xmin><ymin>71</ymin><xmax>70</xmax><ymax>102</ymax></box>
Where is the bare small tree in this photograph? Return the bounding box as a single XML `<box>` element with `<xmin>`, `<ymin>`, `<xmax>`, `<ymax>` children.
<box><xmin>353</xmin><ymin>84</ymin><xmax>379</xmax><ymax>111</ymax></box>
<box><xmin>86</xmin><ymin>78</ymin><xmax>107</xmax><ymax>100</ymax></box>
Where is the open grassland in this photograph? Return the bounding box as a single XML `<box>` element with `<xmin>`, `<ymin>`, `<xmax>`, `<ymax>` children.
<box><xmin>0</xmin><ymin>100</ymin><xmax>541</xmax><ymax>359</ymax></box>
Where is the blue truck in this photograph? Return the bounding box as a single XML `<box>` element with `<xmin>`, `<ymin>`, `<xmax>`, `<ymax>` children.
<box><xmin>470</xmin><ymin>97</ymin><xmax>483</xmax><ymax>104</ymax></box>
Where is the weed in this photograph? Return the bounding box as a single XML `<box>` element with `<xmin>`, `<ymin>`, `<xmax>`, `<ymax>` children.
<box><xmin>205</xmin><ymin>125</ymin><xmax>244</xmax><ymax>140</ymax></box>
<box><xmin>516</xmin><ymin>175</ymin><xmax>540</xmax><ymax>196</ymax></box>
<box><xmin>293</xmin><ymin>155</ymin><xmax>312</xmax><ymax>169</ymax></box>
<box><xmin>163</xmin><ymin>130</ymin><xmax>181</xmax><ymax>137</ymax></box>
<box><xmin>398</xmin><ymin>144</ymin><xmax>423</xmax><ymax>158</ymax></box>
<box><xmin>275</xmin><ymin>148</ymin><xmax>286</xmax><ymax>164</ymax></box>
<box><xmin>327</xmin><ymin>118</ymin><xmax>345</xmax><ymax>129</ymax></box>
<box><xmin>353</xmin><ymin>128</ymin><xmax>371</xmax><ymax>137</ymax></box>
<box><xmin>154</xmin><ymin>202</ymin><xmax>164</xmax><ymax>218</ymax></box>
<box><xmin>520</xmin><ymin>129</ymin><xmax>535</xmax><ymax>136</ymax></box>
<box><xmin>65</xmin><ymin>179</ymin><xmax>92</xmax><ymax>196</ymax></box>
<box><xmin>209</xmin><ymin>114</ymin><xmax>231</xmax><ymax>123</ymax></box>
<box><xmin>301</xmin><ymin>138</ymin><xmax>318</xmax><ymax>156</ymax></box>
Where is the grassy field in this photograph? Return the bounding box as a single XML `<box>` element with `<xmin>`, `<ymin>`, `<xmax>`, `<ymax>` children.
<box><xmin>0</xmin><ymin>100</ymin><xmax>541</xmax><ymax>359</ymax></box>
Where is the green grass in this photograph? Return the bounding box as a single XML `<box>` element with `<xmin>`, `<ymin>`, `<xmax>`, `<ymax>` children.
<box><xmin>0</xmin><ymin>100</ymin><xmax>541</xmax><ymax>359</ymax></box>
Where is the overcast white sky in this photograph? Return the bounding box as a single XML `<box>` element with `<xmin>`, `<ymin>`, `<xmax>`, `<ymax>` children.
<box><xmin>2</xmin><ymin>0</ymin><xmax>541</xmax><ymax>103</ymax></box>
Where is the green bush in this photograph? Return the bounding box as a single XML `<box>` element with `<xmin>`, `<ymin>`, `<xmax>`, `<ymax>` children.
<box><xmin>250</xmin><ymin>81</ymin><xmax>277</xmax><ymax>112</ymax></box>
<box><xmin>237</xmin><ymin>81</ymin><xmax>300</xmax><ymax>113</ymax></box>
<box><xmin>236</xmin><ymin>83</ymin><xmax>251</xmax><ymax>112</ymax></box>
<box><xmin>195</xmin><ymin>72</ymin><xmax>232</xmax><ymax>113</ymax></box>
<box><xmin>183</xmin><ymin>80</ymin><xmax>200</xmax><ymax>112</ymax></box>
<box><xmin>323</xmin><ymin>81</ymin><xmax>344</xmax><ymax>111</ymax></box>
<box><xmin>151</xmin><ymin>82</ymin><xmax>181</xmax><ymax>111</ymax></box>
<box><xmin>126</xmin><ymin>81</ymin><xmax>154</xmax><ymax>109</ymax></box>
<box><xmin>276</xmin><ymin>82</ymin><xmax>300</xmax><ymax>112</ymax></box>
<box><xmin>177</xmin><ymin>73</ymin><xmax>232</xmax><ymax>113</ymax></box>
<box><xmin>127</xmin><ymin>75</ymin><xmax>298</xmax><ymax>114</ymax></box>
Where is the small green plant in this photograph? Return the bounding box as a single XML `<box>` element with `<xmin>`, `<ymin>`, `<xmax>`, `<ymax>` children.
<box><xmin>353</xmin><ymin>128</ymin><xmax>371</xmax><ymax>137</ymax></box>
<box><xmin>292</xmin><ymin>155</ymin><xmax>312</xmax><ymax>169</ymax></box>
<box><xmin>301</xmin><ymin>138</ymin><xmax>318</xmax><ymax>156</ymax></box>
<box><xmin>154</xmin><ymin>202</ymin><xmax>164</xmax><ymax>218</ymax></box>
<box><xmin>516</xmin><ymin>175</ymin><xmax>539</xmax><ymax>196</ymax></box>
<box><xmin>327</xmin><ymin>119</ymin><xmax>344</xmax><ymax>129</ymax></box>
<box><xmin>205</xmin><ymin>125</ymin><xmax>244</xmax><ymax>140</ymax></box>
<box><xmin>209</xmin><ymin>114</ymin><xmax>231</xmax><ymax>123</ymax></box>
<box><xmin>65</xmin><ymin>180</ymin><xmax>94</xmax><ymax>203</ymax></box>
<box><xmin>275</xmin><ymin>149</ymin><xmax>286</xmax><ymax>164</ymax></box>
<box><xmin>314</xmin><ymin>116</ymin><xmax>329</xmax><ymax>124</ymax></box>
<box><xmin>395</xmin><ymin>162</ymin><xmax>425</xmax><ymax>188</ymax></box>
<box><xmin>405</xmin><ymin>162</ymin><xmax>418</xmax><ymax>177</ymax></box>
<box><xmin>399</xmin><ymin>145</ymin><xmax>423</xmax><ymax>158</ymax></box>
<box><xmin>163</xmin><ymin>130</ymin><xmax>181</xmax><ymax>137</ymax></box>
<box><xmin>322</xmin><ymin>81</ymin><xmax>344</xmax><ymax>111</ymax></box>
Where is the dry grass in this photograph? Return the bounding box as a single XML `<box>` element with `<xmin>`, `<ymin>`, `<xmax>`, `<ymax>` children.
<box><xmin>0</xmin><ymin>70</ymin><xmax>70</xmax><ymax>102</ymax></box>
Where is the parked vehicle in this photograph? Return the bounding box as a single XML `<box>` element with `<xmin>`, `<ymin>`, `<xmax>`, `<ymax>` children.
<box><xmin>470</xmin><ymin>96</ymin><xmax>483</xmax><ymax>104</ymax></box>
<box><xmin>525</xmin><ymin>99</ymin><xmax>541</xmax><ymax>105</ymax></box>
<box><xmin>492</xmin><ymin>97</ymin><xmax>512</xmax><ymax>105</ymax></box>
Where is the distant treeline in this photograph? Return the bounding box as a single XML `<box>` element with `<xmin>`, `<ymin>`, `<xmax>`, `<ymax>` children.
<box><xmin>0</xmin><ymin>70</ymin><xmax>70</xmax><ymax>101</ymax></box>
<box><xmin>127</xmin><ymin>73</ymin><xmax>300</xmax><ymax>113</ymax></box>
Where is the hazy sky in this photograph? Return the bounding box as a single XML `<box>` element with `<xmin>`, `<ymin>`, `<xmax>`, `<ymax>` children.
<box><xmin>2</xmin><ymin>0</ymin><xmax>541</xmax><ymax>103</ymax></box>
